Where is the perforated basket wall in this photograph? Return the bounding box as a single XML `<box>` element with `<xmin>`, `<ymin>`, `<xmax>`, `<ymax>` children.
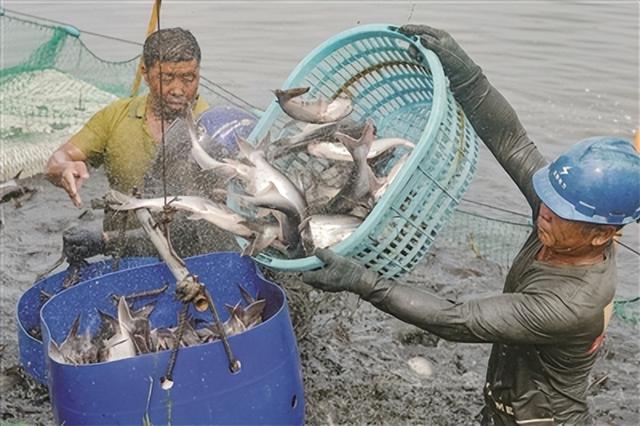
<box><xmin>245</xmin><ymin>24</ymin><xmax>480</xmax><ymax>279</ymax></box>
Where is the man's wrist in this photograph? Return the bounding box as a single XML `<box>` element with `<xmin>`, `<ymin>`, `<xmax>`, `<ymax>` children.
<box><xmin>351</xmin><ymin>269</ymin><xmax>381</xmax><ymax>299</ymax></box>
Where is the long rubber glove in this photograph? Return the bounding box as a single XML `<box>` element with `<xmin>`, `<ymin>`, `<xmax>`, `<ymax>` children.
<box><xmin>303</xmin><ymin>249</ymin><xmax>480</xmax><ymax>341</ymax></box>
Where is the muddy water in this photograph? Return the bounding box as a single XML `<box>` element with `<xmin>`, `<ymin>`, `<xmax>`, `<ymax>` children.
<box><xmin>1</xmin><ymin>1</ymin><xmax>639</xmax><ymax>425</ymax></box>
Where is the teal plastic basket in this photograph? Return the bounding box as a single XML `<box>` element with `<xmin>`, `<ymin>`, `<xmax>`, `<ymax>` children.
<box><xmin>243</xmin><ymin>24</ymin><xmax>480</xmax><ymax>279</ymax></box>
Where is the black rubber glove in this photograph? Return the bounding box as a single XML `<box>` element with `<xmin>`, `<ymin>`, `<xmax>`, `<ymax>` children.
<box><xmin>303</xmin><ymin>249</ymin><xmax>485</xmax><ymax>342</ymax></box>
<box><xmin>302</xmin><ymin>248</ymin><xmax>382</xmax><ymax>297</ymax></box>
<box><xmin>62</xmin><ymin>227</ymin><xmax>107</xmax><ymax>262</ymax></box>
<box><xmin>399</xmin><ymin>24</ymin><xmax>482</xmax><ymax>91</ymax></box>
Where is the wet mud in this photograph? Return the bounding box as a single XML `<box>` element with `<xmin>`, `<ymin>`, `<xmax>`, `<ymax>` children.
<box><xmin>0</xmin><ymin>171</ymin><xmax>638</xmax><ymax>425</ymax></box>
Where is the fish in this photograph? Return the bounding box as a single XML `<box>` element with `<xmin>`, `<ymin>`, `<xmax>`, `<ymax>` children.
<box><xmin>223</xmin><ymin>299</ymin><xmax>266</xmax><ymax>335</ymax></box>
<box><xmin>228</xmin><ymin>184</ymin><xmax>305</xmax><ymax>258</ymax></box>
<box><xmin>0</xmin><ymin>170</ymin><xmax>36</xmax><ymax>205</ymax></box>
<box><xmin>100</xmin><ymin>297</ymin><xmax>138</xmax><ymax>362</ymax></box>
<box><xmin>321</xmin><ymin>121</ymin><xmax>381</xmax><ymax>214</ymax></box>
<box><xmin>108</xmin><ymin>190</ymin><xmax>282</xmax><ymax>256</ymax></box>
<box><xmin>178</xmin><ymin>319</ymin><xmax>203</xmax><ymax>348</ymax></box>
<box><xmin>299</xmin><ymin>214</ymin><xmax>362</xmax><ymax>253</ymax></box>
<box><xmin>150</xmin><ymin>327</ymin><xmax>178</xmax><ymax>352</ymax></box>
<box><xmin>127</xmin><ymin>302</ymin><xmax>156</xmax><ymax>355</ymax></box>
<box><xmin>194</xmin><ymin>296</ymin><xmax>266</xmax><ymax>343</ymax></box>
<box><xmin>59</xmin><ymin>290</ymin><xmax>268</xmax><ymax>364</ymax></box>
<box><xmin>185</xmin><ymin>108</ymin><xmax>253</xmax><ymax>180</ymax></box>
<box><xmin>307</xmin><ymin>137</ymin><xmax>415</xmax><ymax>162</ymax></box>
<box><xmin>237</xmin><ymin>283</ymin><xmax>258</xmax><ymax>304</ymax></box>
<box><xmin>267</xmin><ymin>122</ymin><xmax>339</xmax><ymax>160</ymax></box>
<box><xmin>373</xmin><ymin>152</ymin><xmax>411</xmax><ymax>201</ymax></box>
<box><xmin>236</xmin><ymin>135</ymin><xmax>308</xmax><ymax>219</ymax></box>
<box><xmin>274</xmin><ymin>87</ymin><xmax>353</xmax><ymax>124</ymax></box>
<box><xmin>48</xmin><ymin>315</ymin><xmax>99</xmax><ymax>365</ymax></box>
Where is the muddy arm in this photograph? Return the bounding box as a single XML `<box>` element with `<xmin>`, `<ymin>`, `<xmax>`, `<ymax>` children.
<box><xmin>362</xmin><ymin>281</ymin><xmax>574</xmax><ymax>345</ymax></box>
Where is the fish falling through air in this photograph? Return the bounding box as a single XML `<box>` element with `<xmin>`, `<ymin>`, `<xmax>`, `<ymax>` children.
<box><xmin>106</xmin><ymin>87</ymin><xmax>415</xmax><ymax>258</ymax></box>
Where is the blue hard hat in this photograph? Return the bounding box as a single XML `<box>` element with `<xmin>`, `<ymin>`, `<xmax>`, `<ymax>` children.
<box><xmin>196</xmin><ymin>106</ymin><xmax>257</xmax><ymax>157</ymax></box>
<box><xmin>532</xmin><ymin>137</ymin><xmax>640</xmax><ymax>225</ymax></box>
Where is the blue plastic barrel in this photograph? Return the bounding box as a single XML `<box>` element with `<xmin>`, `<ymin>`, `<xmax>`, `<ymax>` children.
<box><xmin>197</xmin><ymin>106</ymin><xmax>258</xmax><ymax>157</ymax></box>
<box><xmin>17</xmin><ymin>257</ymin><xmax>159</xmax><ymax>384</ymax></box>
<box><xmin>40</xmin><ymin>252</ymin><xmax>304</xmax><ymax>425</ymax></box>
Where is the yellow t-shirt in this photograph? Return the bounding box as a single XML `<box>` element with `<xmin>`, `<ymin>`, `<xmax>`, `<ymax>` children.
<box><xmin>70</xmin><ymin>94</ymin><xmax>209</xmax><ymax>192</ymax></box>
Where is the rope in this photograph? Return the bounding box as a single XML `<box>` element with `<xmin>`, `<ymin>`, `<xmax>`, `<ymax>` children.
<box><xmin>203</xmin><ymin>287</ymin><xmax>241</xmax><ymax>373</ymax></box>
<box><xmin>461</xmin><ymin>198</ymin><xmax>531</xmax><ymax>218</ymax></box>
<box><xmin>2</xmin><ymin>7</ymin><xmax>260</xmax><ymax>111</ymax></box>
<box><xmin>156</xmin><ymin>5</ymin><xmax>169</xmax><ymax>214</ymax></box>
<box><xmin>3</xmin><ymin>8</ymin><xmax>144</xmax><ymax>46</ymax></box>
<box><xmin>161</xmin><ymin>303</ymin><xmax>189</xmax><ymax>388</ymax></box>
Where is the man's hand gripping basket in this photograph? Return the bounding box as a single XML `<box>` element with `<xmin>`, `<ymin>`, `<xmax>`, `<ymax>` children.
<box><xmin>245</xmin><ymin>24</ymin><xmax>480</xmax><ymax>279</ymax></box>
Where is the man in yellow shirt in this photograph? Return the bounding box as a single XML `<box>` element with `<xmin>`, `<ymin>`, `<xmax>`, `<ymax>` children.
<box><xmin>46</xmin><ymin>27</ymin><xmax>206</xmax><ymax>206</ymax></box>
<box><xmin>45</xmin><ymin>28</ymin><xmax>235</xmax><ymax>260</ymax></box>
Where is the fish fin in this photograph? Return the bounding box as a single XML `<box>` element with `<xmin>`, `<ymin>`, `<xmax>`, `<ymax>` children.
<box><xmin>68</xmin><ymin>314</ymin><xmax>81</xmax><ymax>339</ymax></box>
<box><xmin>241</xmin><ymin>237</ymin><xmax>257</xmax><ymax>257</ymax></box>
<box><xmin>334</xmin><ymin>132</ymin><xmax>359</xmax><ymax>158</ymax></box>
<box><xmin>226</xmin><ymin>191</ymin><xmax>254</xmax><ymax>213</ymax></box>
<box><xmin>13</xmin><ymin>169</ymin><xmax>24</xmax><ymax>180</ymax></box>
<box><xmin>97</xmin><ymin>309</ymin><xmax>117</xmax><ymax>325</ymax></box>
<box><xmin>237</xmin><ymin>283</ymin><xmax>256</xmax><ymax>305</ymax></box>
<box><xmin>134</xmin><ymin>302</ymin><xmax>156</xmax><ymax>320</ymax></box>
<box><xmin>248</xmin><ymin>230</ymin><xmax>278</xmax><ymax>256</ymax></box>
<box><xmin>235</xmin><ymin>136</ymin><xmax>255</xmax><ymax>161</ymax></box>
<box><xmin>360</xmin><ymin>120</ymin><xmax>376</xmax><ymax>152</ymax></box>
<box><xmin>243</xmin><ymin>299</ymin><xmax>266</xmax><ymax>326</ymax></box>
<box><xmin>224</xmin><ymin>303</ymin><xmax>236</xmax><ymax>316</ymax></box>
<box><xmin>255</xmin><ymin>132</ymin><xmax>271</xmax><ymax>152</ymax></box>
<box><xmin>117</xmin><ymin>296</ymin><xmax>135</xmax><ymax>333</ymax></box>
<box><xmin>105</xmin><ymin>189</ymin><xmax>133</xmax><ymax>206</ymax></box>
<box><xmin>48</xmin><ymin>341</ymin><xmax>64</xmax><ymax>363</ymax></box>
<box><xmin>274</xmin><ymin>87</ymin><xmax>310</xmax><ymax>102</ymax></box>
<box><xmin>336</xmin><ymin>120</ymin><xmax>375</xmax><ymax>160</ymax></box>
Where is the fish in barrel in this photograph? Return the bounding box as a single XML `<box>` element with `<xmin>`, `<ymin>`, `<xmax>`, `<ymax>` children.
<box><xmin>48</xmin><ymin>285</ymin><xmax>266</xmax><ymax>365</ymax></box>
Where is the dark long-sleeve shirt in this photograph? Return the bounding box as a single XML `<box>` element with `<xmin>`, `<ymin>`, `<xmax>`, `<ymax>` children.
<box><xmin>363</xmin><ymin>58</ymin><xmax>616</xmax><ymax>425</ymax></box>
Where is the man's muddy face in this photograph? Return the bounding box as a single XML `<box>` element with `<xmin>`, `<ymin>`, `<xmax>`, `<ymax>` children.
<box><xmin>536</xmin><ymin>202</ymin><xmax>613</xmax><ymax>254</ymax></box>
<box><xmin>143</xmin><ymin>59</ymin><xmax>200</xmax><ymax>121</ymax></box>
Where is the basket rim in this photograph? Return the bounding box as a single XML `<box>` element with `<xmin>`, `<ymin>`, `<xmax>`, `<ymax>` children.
<box><xmin>242</xmin><ymin>24</ymin><xmax>449</xmax><ymax>272</ymax></box>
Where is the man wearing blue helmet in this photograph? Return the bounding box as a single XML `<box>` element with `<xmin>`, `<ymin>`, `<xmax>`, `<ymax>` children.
<box><xmin>302</xmin><ymin>24</ymin><xmax>640</xmax><ymax>425</ymax></box>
